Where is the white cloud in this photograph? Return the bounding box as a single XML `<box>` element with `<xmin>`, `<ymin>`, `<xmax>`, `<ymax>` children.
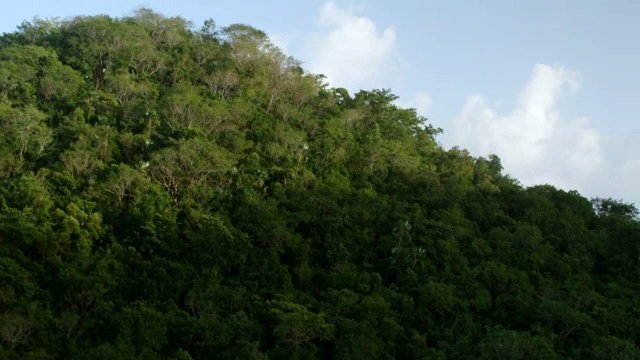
<box><xmin>449</xmin><ymin>64</ymin><xmax>602</xmax><ymax>193</ymax></box>
<box><xmin>268</xmin><ymin>31</ymin><xmax>297</xmax><ymax>54</ymax></box>
<box><xmin>395</xmin><ymin>91</ymin><xmax>433</xmax><ymax>118</ymax></box>
<box><xmin>303</xmin><ymin>1</ymin><xmax>403</xmax><ymax>92</ymax></box>
<box><xmin>592</xmin><ymin>134</ymin><xmax>640</xmax><ymax>206</ymax></box>
<box><xmin>413</xmin><ymin>92</ymin><xmax>433</xmax><ymax>116</ymax></box>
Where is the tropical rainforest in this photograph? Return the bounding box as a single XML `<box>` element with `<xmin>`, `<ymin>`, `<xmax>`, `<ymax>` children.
<box><xmin>0</xmin><ymin>8</ymin><xmax>639</xmax><ymax>360</ymax></box>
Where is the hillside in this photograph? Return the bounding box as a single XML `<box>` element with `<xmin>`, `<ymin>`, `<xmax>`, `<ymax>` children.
<box><xmin>0</xmin><ymin>9</ymin><xmax>639</xmax><ymax>359</ymax></box>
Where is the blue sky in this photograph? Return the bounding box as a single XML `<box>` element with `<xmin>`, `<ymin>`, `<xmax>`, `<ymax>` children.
<box><xmin>2</xmin><ymin>1</ymin><xmax>639</xmax><ymax>206</ymax></box>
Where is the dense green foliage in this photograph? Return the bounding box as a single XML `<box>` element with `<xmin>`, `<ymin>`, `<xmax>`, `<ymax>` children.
<box><xmin>0</xmin><ymin>9</ymin><xmax>639</xmax><ymax>359</ymax></box>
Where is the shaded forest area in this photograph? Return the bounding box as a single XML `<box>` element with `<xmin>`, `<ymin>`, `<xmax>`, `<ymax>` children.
<box><xmin>0</xmin><ymin>8</ymin><xmax>639</xmax><ymax>359</ymax></box>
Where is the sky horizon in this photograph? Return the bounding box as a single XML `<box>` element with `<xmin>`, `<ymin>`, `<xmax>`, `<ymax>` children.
<box><xmin>2</xmin><ymin>1</ymin><xmax>639</xmax><ymax>207</ymax></box>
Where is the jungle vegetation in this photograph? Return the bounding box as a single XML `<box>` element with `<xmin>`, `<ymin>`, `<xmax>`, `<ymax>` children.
<box><xmin>0</xmin><ymin>8</ymin><xmax>639</xmax><ymax>359</ymax></box>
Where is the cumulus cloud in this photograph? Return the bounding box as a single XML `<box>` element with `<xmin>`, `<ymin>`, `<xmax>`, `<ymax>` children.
<box><xmin>592</xmin><ymin>134</ymin><xmax>640</xmax><ymax>206</ymax></box>
<box><xmin>395</xmin><ymin>91</ymin><xmax>433</xmax><ymax>119</ymax></box>
<box><xmin>449</xmin><ymin>64</ymin><xmax>602</xmax><ymax>193</ymax></box>
<box><xmin>303</xmin><ymin>1</ymin><xmax>403</xmax><ymax>91</ymax></box>
<box><xmin>412</xmin><ymin>92</ymin><xmax>433</xmax><ymax>116</ymax></box>
<box><xmin>268</xmin><ymin>33</ymin><xmax>291</xmax><ymax>54</ymax></box>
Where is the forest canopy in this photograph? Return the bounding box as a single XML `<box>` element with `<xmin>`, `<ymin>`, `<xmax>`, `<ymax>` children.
<box><xmin>0</xmin><ymin>8</ymin><xmax>639</xmax><ymax>359</ymax></box>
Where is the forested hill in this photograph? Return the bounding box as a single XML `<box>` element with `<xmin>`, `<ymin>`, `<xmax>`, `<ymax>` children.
<box><xmin>0</xmin><ymin>8</ymin><xmax>639</xmax><ymax>359</ymax></box>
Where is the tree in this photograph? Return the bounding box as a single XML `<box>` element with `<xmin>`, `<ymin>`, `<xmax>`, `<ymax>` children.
<box><xmin>0</xmin><ymin>102</ymin><xmax>51</xmax><ymax>175</ymax></box>
<box><xmin>0</xmin><ymin>8</ymin><xmax>639</xmax><ymax>360</ymax></box>
<box><xmin>147</xmin><ymin>137</ymin><xmax>236</xmax><ymax>204</ymax></box>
